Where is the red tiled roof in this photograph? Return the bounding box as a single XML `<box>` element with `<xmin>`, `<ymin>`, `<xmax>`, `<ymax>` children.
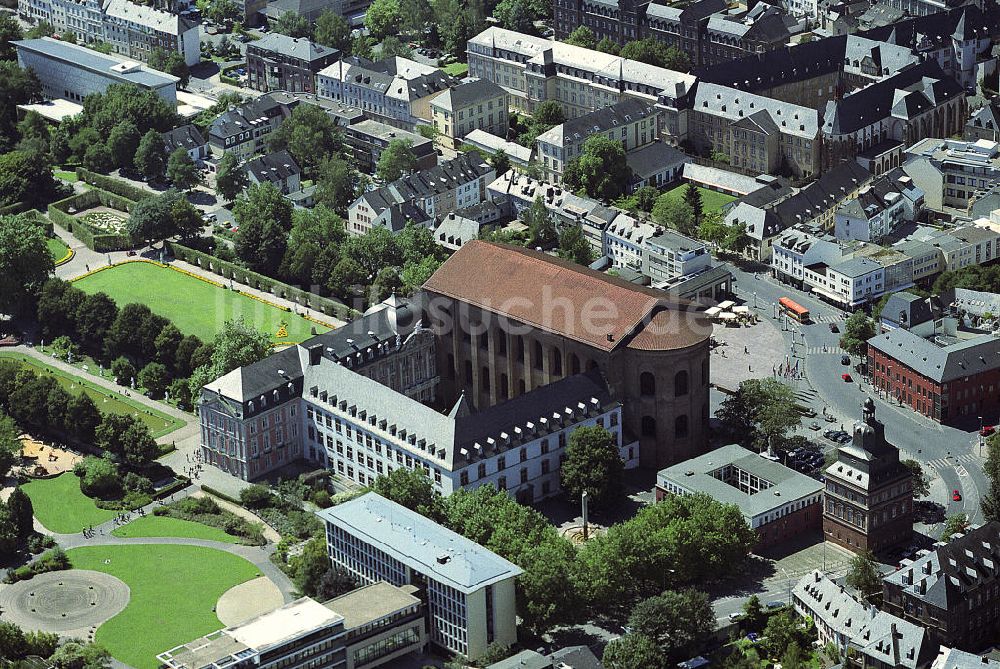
<box><xmin>422</xmin><ymin>241</ymin><xmax>710</xmax><ymax>352</ymax></box>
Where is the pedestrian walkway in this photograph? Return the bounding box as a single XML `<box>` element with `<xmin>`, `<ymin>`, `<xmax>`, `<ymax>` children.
<box><xmin>926</xmin><ymin>453</ymin><xmax>980</xmax><ymax>470</ymax></box>
<box><xmin>189</xmin><ymin>489</ymin><xmax>281</xmax><ymax>543</ymax></box>
<box><xmin>804</xmin><ymin>346</ymin><xmax>846</xmax><ymax>355</ymax></box>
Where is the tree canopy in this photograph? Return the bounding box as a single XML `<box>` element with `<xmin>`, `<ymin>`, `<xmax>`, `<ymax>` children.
<box><xmin>620</xmin><ymin>38</ymin><xmax>691</xmax><ymax>71</ymax></box>
<box><xmin>563</xmin><ymin>135</ymin><xmax>631</xmax><ymax>201</ymax></box>
<box><xmin>717</xmin><ymin>377</ymin><xmax>800</xmax><ymax>451</ymax></box>
<box><xmin>0</xmin><ymin>214</ymin><xmax>54</xmax><ymax>316</ymax></box>
<box><xmin>839</xmin><ymin>310</ymin><xmax>876</xmax><ymax>356</ymax></box>
<box><xmin>560</xmin><ymin>426</ymin><xmax>624</xmax><ymax>508</ymax></box>
<box><xmin>267</xmin><ymin>103</ymin><xmax>343</xmax><ymax>177</ymax></box>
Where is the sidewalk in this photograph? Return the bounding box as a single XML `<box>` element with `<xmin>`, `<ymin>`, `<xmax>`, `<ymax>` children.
<box><xmin>190</xmin><ymin>489</ymin><xmax>282</xmax><ymax>543</ymax></box>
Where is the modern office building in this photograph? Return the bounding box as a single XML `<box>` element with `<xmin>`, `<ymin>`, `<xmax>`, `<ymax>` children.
<box><xmin>822</xmin><ymin>398</ymin><xmax>913</xmax><ymax>553</ymax></box>
<box><xmin>642</xmin><ymin>229</ymin><xmax>713</xmax><ymax>286</ymax></box>
<box><xmin>14</xmin><ymin>37</ymin><xmax>178</xmax><ymax>104</ymax></box>
<box><xmin>157</xmin><ymin>598</ymin><xmax>348</xmax><ymax>669</ymax></box>
<box><xmin>319</xmin><ymin>492</ymin><xmax>522</xmax><ymax>662</ymax></box>
<box><xmin>158</xmin><ymin>585</ymin><xmax>426</xmax><ymax>669</ymax></box>
<box><xmin>246</xmin><ymin>34</ymin><xmax>340</xmax><ymax>94</ymax></box>
<box><xmin>429</xmin><ymin>78</ymin><xmax>509</xmax><ymax>149</ymax></box>
<box><xmin>882</xmin><ymin>522</ymin><xmax>1000</xmax><ymax>651</ymax></box>
<box><xmin>656</xmin><ymin>444</ymin><xmax>824</xmax><ymax>549</ymax></box>
<box><xmin>904</xmin><ymin>138</ymin><xmax>1000</xmax><ymax>211</ymax></box>
<box><xmin>420</xmin><ymin>240</ymin><xmax>713</xmax><ymax>468</ymax></box>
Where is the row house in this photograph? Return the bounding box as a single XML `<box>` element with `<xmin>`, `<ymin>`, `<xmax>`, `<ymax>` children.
<box><xmin>246</xmin><ymin>34</ymin><xmax>340</xmax><ymax>94</ymax></box>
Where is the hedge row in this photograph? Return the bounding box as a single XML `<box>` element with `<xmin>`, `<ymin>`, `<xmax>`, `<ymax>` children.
<box><xmin>76</xmin><ymin>168</ymin><xmax>155</xmax><ymax>202</ymax></box>
<box><xmin>0</xmin><ymin>201</ymin><xmax>28</xmax><ymax>216</ymax></box>
<box><xmin>48</xmin><ymin>188</ymin><xmax>136</xmax><ymax>252</ymax></box>
<box><xmin>19</xmin><ymin>209</ymin><xmax>54</xmax><ymax>235</ymax></box>
<box><xmin>168</xmin><ymin>242</ymin><xmax>357</xmax><ymax>320</ymax></box>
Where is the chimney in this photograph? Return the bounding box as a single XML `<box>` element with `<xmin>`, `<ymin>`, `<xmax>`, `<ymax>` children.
<box><xmin>307</xmin><ymin>344</ymin><xmax>322</xmax><ymax>366</ymax></box>
<box><xmin>891</xmin><ymin>623</ymin><xmax>900</xmax><ymax>666</ymax></box>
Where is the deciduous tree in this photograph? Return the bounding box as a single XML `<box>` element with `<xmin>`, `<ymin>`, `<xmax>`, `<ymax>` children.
<box><xmin>628</xmin><ymin>589</ymin><xmax>714</xmax><ymax>662</ymax></box>
<box><xmin>603</xmin><ymin>634</ymin><xmax>662</xmax><ymax>669</ymax></box>
<box><xmin>840</xmin><ymin>310</ymin><xmax>876</xmax><ymax>356</ymax></box>
<box><xmin>0</xmin><ymin>214</ymin><xmax>54</xmax><ymax>316</ymax></box>
<box><xmin>134</xmin><ymin>129</ymin><xmax>166</xmax><ymax>181</ymax></box>
<box><xmin>560</xmin><ymin>426</ymin><xmax>624</xmax><ymax>508</ymax></box>
<box><xmin>375</xmin><ymin>138</ymin><xmax>417</xmax><ymax>182</ymax></box>
<box><xmin>215</xmin><ymin>151</ymin><xmax>247</xmax><ymax>202</ymax></box>
<box><xmin>166</xmin><ymin>147</ymin><xmax>199</xmax><ymax>190</ymax></box>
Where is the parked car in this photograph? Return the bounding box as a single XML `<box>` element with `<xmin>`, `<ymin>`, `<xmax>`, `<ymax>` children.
<box><xmin>766</xmin><ymin>601</ymin><xmax>784</xmax><ymax>611</ymax></box>
<box><xmin>729</xmin><ymin>612</ymin><xmax>742</xmax><ymax>623</ymax></box>
<box><xmin>841</xmin><ymin>373</ymin><xmax>852</xmax><ymax>382</ymax></box>
<box><xmin>953</xmin><ymin>489</ymin><xmax>962</xmax><ymax>501</ymax></box>
<box><xmin>809</xmin><ymin>422</ymin><xmax>821</xmax><ymax>431</ymax></box>
<box><xmin>841</xmin><ymin>355</ymin><xmax>851</xmax><ymax>365</ymax></box>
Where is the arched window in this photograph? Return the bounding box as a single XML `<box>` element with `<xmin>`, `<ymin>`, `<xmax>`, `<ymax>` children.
<box><xmin>675</xmin><ymin>415</ymin><xmax>689</xmax><ymax>438</ymax></box>
<box><xmin>552</xmin><ymin>348</ymin><xmax>562</xmax><ymax>376</ymax></box>
<box><xmin>588</xmin><ymin>359</ymin><xmax>599</xmax><ymax>371</ymax></box>
<box><xmin>640</xmin><ymin>372</ymin><xmax>656</xmax><ymax>396</ymax></box>
<box><xmin>518</xmin><ymin>379</ymin><xmax>526</xmax><ymax>396</ymax></box>
<box><xmin>674</xmin><ymin>370</ymin><xmax>689</xmax><ymax>397</ymax></box>
<box><xmin>533</xmin><ymin>340</ymin><xmax>543</xmax><ymax>370</ymax></box>
<box><xmin>500</xmin><ymin>373</ymin><xmax>509</xmax><ymax>400</ymax></box>
<box><xmin>517</xmin><ymin>336</ymin><xmax>525</xmax><ymax>362</ymax></box>
<box><xmin>641</xmin><ymin>416</ymin><xmax>656</xmax><ymax>437</ymax></box>
<box><xmin>464</xmin><ymin>360</ymin><xmax>473</xmax><ymax>384</ymax></box>
<box><xmin>447</xmin><ymin>354</ymin><xmax>455</xmax><ymax>379</ymax></box>
<box><xmin>482</xmin><ymin>366</ymin><xmax>491</xmax><ymax>392</ymax></box>
<box><xmin>570</xmin><ymin>353</ymin><xmax>581</xmax><ymax>375</ymax></box>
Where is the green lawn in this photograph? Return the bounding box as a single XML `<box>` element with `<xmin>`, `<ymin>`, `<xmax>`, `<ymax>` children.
<box><xmin>21</xmin><ymin>473</ymin><xmax>117</xmax><ymax>534</ymax></box>
<box><xmin>662</xmin><ymin>184</ymin><xmax>737</xmax><ymax>213</ymax></box>
<box><xmin>67</xmin><ymin>545</ymin><xmax>261</xmax><ymax>669</ymax></box>
<box><xmin>111</xmin><ymin>516</ymin><xmax>239</xmax><ymax>543</ymax></box>
<box><xmin>73</xmin><ymin>262</ymin><xmax>327</xmax><ymax>344</ymax></box>
<box><xmin>54</xmin><ymin>170</ymin><xmax>79</xmax><ymax>182</ymax></box>
<box><xmin>46</xmin><ymin>237</ymin><xmax>71</xmax><ymax>264</ymax></box>
<box><xmin>0</xmin><ymin>352</ymin><xmax>184</xmax><ymax>438</ymax></box>
<box><xmin>441</xmin><ymin>62</ymin><xmax>469</xmax><ymax>76</ymax></box>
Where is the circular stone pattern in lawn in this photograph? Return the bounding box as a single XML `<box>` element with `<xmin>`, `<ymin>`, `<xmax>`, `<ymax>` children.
<box><xmin>0</xmin><ymin>570</ymin><xmax>130</xmax><ymax>631</ymax></box>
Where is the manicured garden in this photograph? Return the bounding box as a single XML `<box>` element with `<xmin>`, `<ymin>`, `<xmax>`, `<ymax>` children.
<box><xmin>73</xmin><ymin>262</ymin><xmax>326</xmax><ymax>344</ymax></box>
<box><xmin>0</xmin><ymin>352</ymin><xmax>184</xmax><ymax>438</ymax></box>
<box><xmin>67</xmin><ymin>544</ymin><xmax>261</xmax><ymax>669</ymax></box>
<box><xmin>441</xmin><ymin>62</ymin><xmax>469</xmax><ymax>76</ymax></box>
<box><xmin>78</xmin><ymin>209</ymin><xmax>129</xmax><ymax>234</ymax></box>
<box><xmin>21</xmin><ymin>473</ymin><xmax>118</xmax><ymax>534</ymax></box>
<box><xmin>661</xmin><ymin>184</ymin><xmax>737</xmax><ymax>213</ymax></box>
<box><xmin>110</xmin><ymin>516</ymin><xmax>239</xmax><ymax>543</ymax></box>
<box><xmin>46</xmin><ymin>237</ymin><xmax>71</xmax><ymax>264</ymax></box>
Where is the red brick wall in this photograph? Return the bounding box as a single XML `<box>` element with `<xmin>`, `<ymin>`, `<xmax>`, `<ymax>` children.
<box><xmin>755</xmin><ymin>499</ymin><xmax>822</xmax><ymax>549</ymax></box>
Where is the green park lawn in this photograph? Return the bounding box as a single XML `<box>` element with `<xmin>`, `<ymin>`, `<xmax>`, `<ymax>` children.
<box><xmin>111</xmin><ymin>516</ymin><xmax>239</xmax><ymax>543</ymax></box>
<box><xmin>21</xmin><ymin>473</ymin><xmax>117</xmax><ymax>534</ymax></box>
<box><xmin>0</xmin><ymin>352</ymin><xmax>184</xmax><ymax>438</ymax></box>
<box><xmin>54</xmin><ymin>169</ymin><xmax>79</xmax><ymax>182</ymax></box>
<box><xmin>67</xmin><ymin>544</ymin><xmax>261</xmax><ymax>669</ymax></box>
<box><xmin>662</xmin><ymin>184</ymin><xmax>737</xmax><ymax>213</ymax></box>
<box><xmin>73</xmin><ymin>262</ymin><xmax>326</xmax><ymax>344</ymax></box>
<box><xmin>441</xmin><ymin>62</ymin><xmax>469</xmax><ymax>76</ymax></box>
<box><xmin>46</xmin><ymin>237</ymin><xmax>71</xmax><ymax>264</ymax></box>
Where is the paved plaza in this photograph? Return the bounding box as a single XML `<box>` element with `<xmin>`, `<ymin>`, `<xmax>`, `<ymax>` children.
<box><xmin>709</xmin><ymin>316</ymin><xmax>788</xmax><ymax>392</ymax></box>
<box><xmin>216</xmin><ymin>577</ymin><xmax>284</xmax><ymax>626</ymax></box>
<box><xmin>0</xmin><ymin>570</ymin><xmax>130</xmax><ymax>633</ymax></box>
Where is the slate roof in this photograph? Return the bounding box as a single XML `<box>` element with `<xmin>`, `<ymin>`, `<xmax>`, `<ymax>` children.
<box><xmin>321</xmin><ymin>56</ymin><xmax>455</xmax><ymax>102</ymax></box>
<box><xmin>627</xmin><ymin>142</ymin><xmax>689</xmax><ymax>180</ymax></box>
<box><xmin>824</xmin><ymin>60</ymin><xmax>964</xmax><ymax>136</ymax></box>
<box><xmin>867</xmin><ymin>326</ymin><xmax>1000</xmax><ymax>383</ymax></box>
<box><xmin>879</xmin><ymin>291</ymin><xmax>935</xmax><ymax>328</ymax></box>
<box><xmin>318</xmin><ymin>493</ymin><xmax>523</xmax><ymax>593</ymax></box>
<box><xmin>245</xmin><ymin>150</ymin><xmax>301</xmax><ymax>185</ymax></box>
<box><xmin>161</xmin><ymin>124</ymin><xmax>205</xmax><ymax>154</ymax></box>
<box><xmin>694</xmin><ymin>82</ymin><xmax>818</xmax><ymax>140</ymax></box>
<box><xmin>103</xmin><ymin>0</ymin><xmax>196</xmax><ymax>33</ymax></box>
<box><xmin>646</xmin><ymin>0</ymin><xmax>726</xmax><ymax>22</ymax></box>
<box><xmin>208</xmin><ymin>93</ymin><xmax>292</xmax><ymax>141</ymax></box>
<box><xmin>429</xmin><ymin>78</ymin><xmax>506</xmax><ymax>112</ymax></box>
<box><xmin>694</xmin><ymin>34</ymin><xmax>847</xmax><ymax>93</ymax></box>
<box><xmin>883</xmin><ymin>522</ymin><xmax>1000</xmax><ymax>611</ymax></box>
<box><xmin>656</xmin><ymin>444</ymin><xmax>824</xmax><ymax>519</ymax></box>
<box><xmin>249</xmin><ymin>33</ymin><xmax>339</xmax><ymax>63</ymax></box>
<box><xmin>859</xmin><ymin>3</ymin><xmax>1000</xmax><ymax>50</ymax></box>
<box><xmin>422</xmin><ymin>241</ymin><xmax>711</xmax><ymax>353</ymax></box>
<box><xmin>773</xmin><ymin>162</ymin><xmax>871</xmax><ymax>227</ymax></box>
<box><xmin>537</xmin><ymin>98</ymin><xmax>658</xmax><ymax>147</ymax></box>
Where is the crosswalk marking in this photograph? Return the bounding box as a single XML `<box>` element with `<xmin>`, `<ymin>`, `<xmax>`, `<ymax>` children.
<box><xmin>926</xmin><ymin>454</ymin><xmax>979</xmax><ymax>470</ymax></box>
<box><xmin>805</xmin><ymin>346</ymin><xmax>846</xmax><ymax>355</ymax></box>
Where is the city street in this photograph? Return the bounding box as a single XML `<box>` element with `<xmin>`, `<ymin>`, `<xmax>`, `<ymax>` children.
<box><xmin>722</xmin><ymin>263</ymin><xmax>989</xmax><ymax>529</ymax></box>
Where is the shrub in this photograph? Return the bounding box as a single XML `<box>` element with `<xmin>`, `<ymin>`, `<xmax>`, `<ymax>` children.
<box><xmin>178</xmin><ymin>496</ymin><xmax>220</xmax><ymax>515</ymax></box>
<box><xmin>76</xmin><ymin>455</ymin><xmax>121</xmax><ymax>499</ymax></box>
<box><xmin>4</xmin><ymin>547</ymin><xmax>70</xmax><ymax>582</ymax></box>
<box><xmin>240</xmin><ymin>484</ymin><xmax>275</xmax><ymax>509</ymax></box>
<box><xmin>152</xmin><ymin>506</ymin><xmax>169</xmax><ymax>516</ymax></box>
<box><xmin>123</xmin><ymin>472</ymin><xmax>154</xmax><ymax>494</ymax></box>
<box><xmin>311</xmin><ymin>490</ymin><xmax>332</xmax><ymax>508</ymax></box>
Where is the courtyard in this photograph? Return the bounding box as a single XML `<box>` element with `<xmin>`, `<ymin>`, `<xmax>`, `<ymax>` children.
<box><xmin>661</xmin><ymin>184</ymin><xmax>737</xmax><ymax>213</ymax></box>
<box><xmin>72</xmin><ymin>262</ymin><xmax>326</xmax><ymax>344</ymax></box>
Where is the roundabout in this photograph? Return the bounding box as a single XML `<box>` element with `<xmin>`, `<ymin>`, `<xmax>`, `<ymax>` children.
<box><xmin>0</xmin><ymin>570</ymin><xmax>130</xmax><ymax>632</ymax></box>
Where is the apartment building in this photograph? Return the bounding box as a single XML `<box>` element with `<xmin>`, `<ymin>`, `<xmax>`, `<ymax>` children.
<box><xmin>14</xmin><ymin>37</ymin><xmax>178</xmax><ymax>104</ymax></box>
<box><xmin>794</xmin><ymin>570</ymin><xmax>933</xmax><ymax>669</ymax></box>
<box><xmin>835</xmin><ymin>173</ymin><xmax>924</xmax><ymax>243</ymax></box>
<box><xmin>246</xmin><ymin>34</ymin><xmax>340</xmax><ymax>94</ymax></box>
<box><xmin>904</xmin><ymin>138</ymin><xmax>1000</xmax><ymax>211</ymax></box>
<box><xmin>429</xmin><ymin>78</ymin><xmax>509</xmax><ymax>149</ymax></box>
<box><xmin>466</xmin><ymin>27</ymin><xmax>695</xmax><ymax>140</ymax></box>
<box><xmin>344</xmin><ymin>120</ymin><xmax>436</xmax><ymax>175</ymax></box>
<box><xmin>702</xmin><ymin>4</ymin><xmax>799</xmax><ymax>67</ymax></box>
<box><xmin>245</xmin><ymin>150</ymin><xmax>301</xmax><ymax>194</ymax></box>
<box><xmin>18</xmin><ymin>0</ymin><xmax>199</xmax><ymax>65</ymax></box>
<box><xmin>823</xmin><ymin>398</ymin><xmax>913</xmax><ymax>553</ymax></box>
<box><xmin>603</xmin><ymin>211</ymin><xmax>661</xmax><ymax>271</ymax></box>
<box><xmin>347</xmin><ymin>153</ymin><xmax>495</xmax><ymax>235</ymax></box>
<box><xmin>882</xmin><ymin>522</ymin><xmax>1000</xmax><ymax>650</ymax></box>
<box><xmin>206</xmin><ymin>93</ymin><xmax>298</xmax><ymax>160</ymax></box>
<box><xmin>535</xmin><ymin>98</ymin><xmax>659</xmax><ymax>183</ymax></box>
<box><xmin>656</xmin><ymin>445</ymin><xmax>824</xmax><ymax>549</ymax></box>
<box><xmin>319</xmin><ymin>493</ymin><xmax>522</xmax><ymax>661</ymax></box>
<box><xmin>910</xmin><ymin>224</ymin><xmax>1000</xmax><ymax>272</ymax></box>
<box><xmin>317</xmin><ymin>56</ymin><xmax>455</xmax><ymax>130</ymax></box>
<box><xmin>162</xmin><ymin>124</ymin><xmax>207</xmax><ymax>164</ymax></box>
